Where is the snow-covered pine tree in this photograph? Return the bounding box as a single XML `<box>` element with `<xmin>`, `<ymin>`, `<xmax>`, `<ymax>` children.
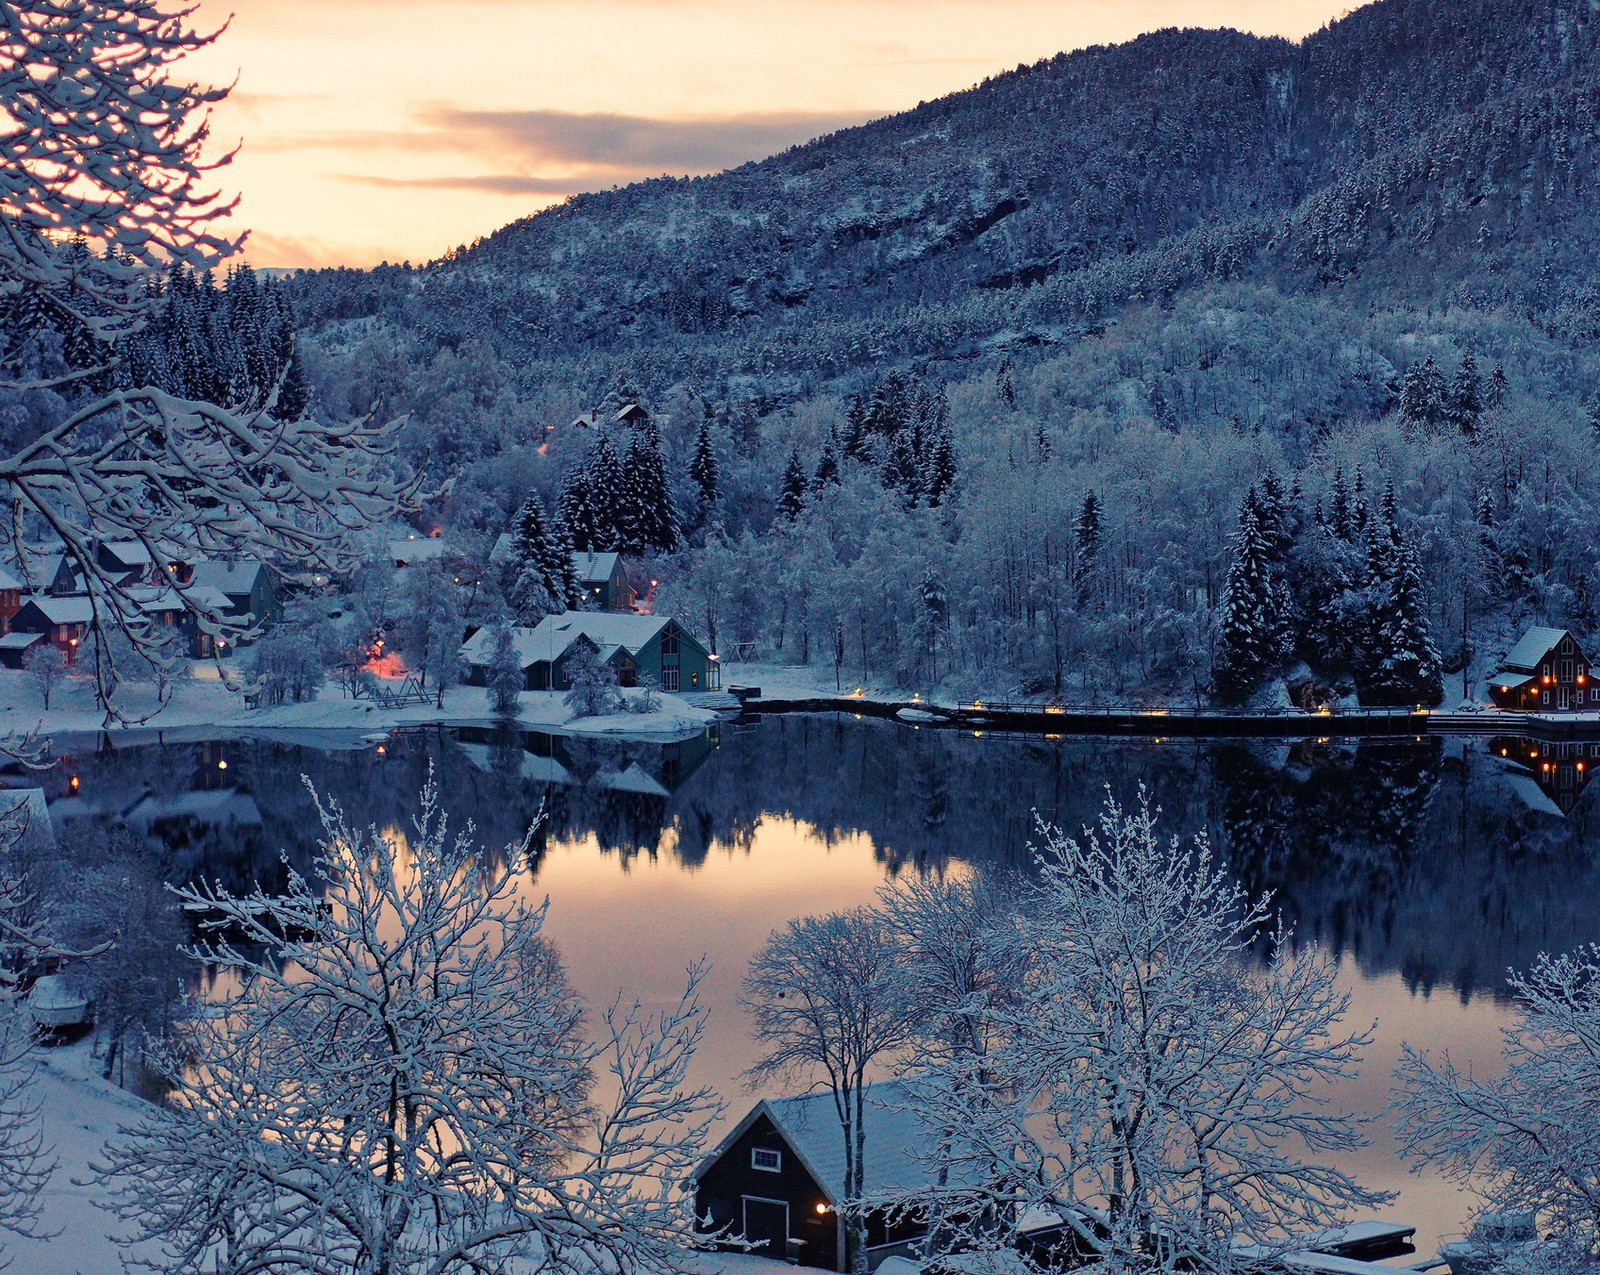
<box><xmin>557</xmin><ymin>463</ymin><xmax>600</xmax><ymax>554</ymax></box>
<box><xmin>1369</xmin><ymin>536</ymin><xmax>1444</xmax><ymax>707</ymax></box>
<box><xmin>1399</xmin><ymin>356</ymin><xmax>1448</xmax><ymax>431</ymax></box>
<box><xmin>1214</xmin><ymin>487</ymin><xmax>1284</xmax><ymax>703</ymax></box>
<box><xmin>688</xmin><ymin>414</ymin><xmax>720</xmax><ymax>525</ymax></box>
<box><xmin>779</xmin><ymin>449</ymin><xmax>808</xmax><ymax>521</ymax></box>
<box><xmin>813</xmin><ymin>426</ymin><xmax>842</xmax><ymax>491</ymax></box>
<box><xmin>588</xmin><ymin>433</ymin><xmax>625</xmax><ymax>551</ymax></box>
<box><xmin>1449</xmin><ymin>353</ymin><xmax>1482</xmax><ymax>435</ymax></box>
<box><xmin>507</xmin><ymin>496</ymin><xmax>564</xmax><ymax>625</ymax></box>
<box><xmin>624</xmin><ymin>416</ymin><xmax>679</xmax><ymax>553</ymax></box>
<box><xmin>924</xmin><ymin>423</ymin><xmax>957</xmax><ymax>507</ymax></box>
<box><xmin>1072</xmin><ymin>489</ymin><xmax>1103</xmax><ymax>609</ymax></box>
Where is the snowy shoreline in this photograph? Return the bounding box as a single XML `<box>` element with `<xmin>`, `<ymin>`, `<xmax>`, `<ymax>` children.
<box><xmin>0</xmin><ymin>667</ymin><xmax>721</xmax><ymax>749</ymax></box>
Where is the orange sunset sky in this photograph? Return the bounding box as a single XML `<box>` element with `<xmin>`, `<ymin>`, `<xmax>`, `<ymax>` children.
<box><xmin>187</xmin><ymin>1</ymin><xmax>1370</xmax><ymax>271</ymax></box>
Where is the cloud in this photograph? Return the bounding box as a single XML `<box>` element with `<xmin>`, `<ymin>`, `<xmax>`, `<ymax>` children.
<box><xmin>422</xmin><ymin>106</ymin><xmax>875</xmax><ymax>171</ymax></box>
<box><xmin>341</xmin><ymin>173</ymin><xmax>588</xmax><ymax>195</ymax></box>
<box><xmin>239</xmin><ymin>230</ymin><xmax>410</xmax><ymax>270</ymax></box>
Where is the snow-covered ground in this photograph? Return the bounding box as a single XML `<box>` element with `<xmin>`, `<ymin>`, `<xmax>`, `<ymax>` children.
<box><xmin>8</xmin><ymin>1034</ymin><xmax>793</xmax><ymax>1275</ymax></box>
<box><xmin>0</xmin><ymin>666</ymin><xmax>719</xmax><ymax>746</ymax></box>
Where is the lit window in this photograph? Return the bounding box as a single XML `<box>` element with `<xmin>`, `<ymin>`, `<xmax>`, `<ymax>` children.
<box><xmin>752</xmin><ymin>1148</ymin><xmax>782</xmax><ymax>1172</ymax></box>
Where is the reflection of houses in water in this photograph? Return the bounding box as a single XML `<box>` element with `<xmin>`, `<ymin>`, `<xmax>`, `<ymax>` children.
<box><xmin>453</xmin><ymin>727</ymin><xmax>716</xmax><ymax>798</ymax></box>
<box><xmin>1490</xmin><ymin>736</ymin><xmax>1600</xmax><ymax>817</ymax></box>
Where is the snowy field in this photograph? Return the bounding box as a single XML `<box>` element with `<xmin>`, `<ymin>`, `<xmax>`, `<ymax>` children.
<box><xmin>0</xmin><ymin>666</ymin><xmax>719</xmax><ymax>745</ymax></box>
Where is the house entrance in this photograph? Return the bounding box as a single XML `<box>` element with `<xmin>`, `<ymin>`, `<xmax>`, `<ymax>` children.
<box><xmin>741</xmin><ymin>1196</ymin><xmax>789</xmax><ymax>1260</ymax></box>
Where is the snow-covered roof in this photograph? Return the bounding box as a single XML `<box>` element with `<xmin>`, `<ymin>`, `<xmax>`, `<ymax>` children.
<box><xmin>463</xmin><ymin>612</ymin><xmax>680</xmax><ymax>669</ymax></box>
<box><xmin>1488</xmin><ymin>670</ymin><xmax>1536</xmax><ymax>691</ymax></box>
<box><xmin>102</xmin><ymin>540</ymin><xmax>153</xmax><ymax>566</ymax></box>
<box><xmin>457</xmin><ymin>742</ymin><xmax>574</xmax><ymax>787</ymax></box>
<box><xmin>697</xmin><ymin>1080</ymin><xmax>947</xmax><ymax>1205</ymax></box>
<box><xmin>389</xmin><ymin>537</ymin><xmax>448</xmax><ymax>565</ymax></box>
<box><xmin>598</xmin><ymin>763</ymin><xmax>670</xmax><ymax>798</ymax></box>
<box><xmin>126</xmin><ymin>789</ymin><xmax>264</xmax><ymax>829</ymax></box>
<box><xmin>0</xmin><ymin>788</ymin><xmax>55</xmax><ymax>859</ymax></box>
<box><xmin>20</xmin><ymin>594</ymin><xmax>93</xmax><ymax>624</ymax></box>
<box><xmin>190</xmin><ymin>559</ymin><xmax>268</xmax><ymax>596</ymax></box>
<box><xmin>573</xmin><ymin>551</ymin><xmax>623</xmax><ymax>584</ymax></box>
<box><xmin>1495</xmin><ymin>764</ymin><xmax>1564</xmax><ymax>818</ymax></box>
<box><xmin>537</xmin><ymin>611</ymin><xmax>670</xmax><ymax>656</ymax></box>
<box><xmin>0</xmin><ymin>564</ymin><xmax>21</xmax><ymax>591</ymax></box>
<box><xmin>0</xmin><ymin>633</ymin><xmax>44</xmax><ymax>650</ymax></box>
<box><xmin>490</xmin><ymin>532</ymin><xmax>516</xmax><ymax>565</ymax></box>
<box><xmin>1502</xmin><ymin>627</ymin><xmax>1572</xmax><ymax>671</ymax></box>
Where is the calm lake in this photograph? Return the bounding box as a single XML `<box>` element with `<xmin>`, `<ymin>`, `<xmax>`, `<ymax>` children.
<box><xmin>31</xmin><ymin>715</ymin><xmax>1600</xmax><ymax>1257</ymax></box>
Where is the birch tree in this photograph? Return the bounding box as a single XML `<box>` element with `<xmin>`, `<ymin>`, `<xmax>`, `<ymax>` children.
<box><xmin>1395</xmin><ymin>946</ymin><xmax>1600</xmax><ymax>1256</ymax></box>
<box><xmin>905</xmin><ymin>792</ymin><xmax>1386</xmax><ymax>1274</ymax></box>
<box><xmin>96</xmin><ymin>775</ymin><xmax>722</xmax><ymax>1275</ymax></box>
<box><xmin>743</xmin><ymin>907</ymin><xmax>915</xmax><ymax>1274</ymax></box>
<box><xmin>1</xmin><ymin>0</ymin><xmax>419</xmax><ymax>717</ymax></box>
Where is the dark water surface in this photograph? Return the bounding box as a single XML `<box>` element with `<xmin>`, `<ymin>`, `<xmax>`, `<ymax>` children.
<box><xmin>29</xmin><ymin>716</ymin><xmax>1600</xmax><ymax>1256</ymax></box>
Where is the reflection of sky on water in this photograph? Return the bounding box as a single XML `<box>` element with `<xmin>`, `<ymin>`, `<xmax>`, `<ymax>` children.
<box><xmin>29</xmin><ymin>718</ymin><xmax>1600</xmax><ymax>1258</ymax></box>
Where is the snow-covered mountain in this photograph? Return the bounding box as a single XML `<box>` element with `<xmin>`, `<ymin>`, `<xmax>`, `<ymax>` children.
<box><xmin>290</xmin><ymin>0</ymin><xmax>1600</xmax><ymax>395</ymax></box>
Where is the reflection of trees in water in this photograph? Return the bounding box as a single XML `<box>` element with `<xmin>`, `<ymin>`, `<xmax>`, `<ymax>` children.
<box><xmin>36</xmin><ymin>717</ymin><xmax>1600</xmax><ymax>1001</ymax></box>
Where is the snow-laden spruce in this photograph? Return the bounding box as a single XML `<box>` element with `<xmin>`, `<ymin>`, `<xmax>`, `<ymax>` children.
<box><xmin>95</xmin><ymin>775</ymin><xmax>722</xmax><ymax>1275</ymax></box>
<box><xmin>1395</xmin><ymin>945</ymin><xmax>1600</xmax><ymax>1261</ymax></box>
<box><xmin>892</xmin><ymin>791</ymin><xmax>1388</xmax><ymax>1274</ymax></box>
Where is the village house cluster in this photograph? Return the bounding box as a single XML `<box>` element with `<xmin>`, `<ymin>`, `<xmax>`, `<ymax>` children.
<box><xmin>0</xmin><ymin>542</ymin><xmax>278</xmax><ymax>670</ymax></box>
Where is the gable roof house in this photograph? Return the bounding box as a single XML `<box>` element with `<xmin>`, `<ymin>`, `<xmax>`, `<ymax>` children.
<box><xmin>460</xmin><ymin>611</ymin><xmax>717</xmax><ymax>693</ymax></box>
<box><xmin>9</xmin><ymin>594</ymin><xmax>94</xmax><ymax>661</ymax></box>
<box><xmin>574</xmin><ymin>551</ymin><xmax>635</xmax><ymax>612</ymax></box>
<box><xmin>691</xmin><ymin>1081</ymin><xmax>946</xmax><ymax>1272</ymax></box>
<box><xmin>1487</xmin><ymin>627</ymin><xmax>1597</xmax><ymax>712</ymax></box>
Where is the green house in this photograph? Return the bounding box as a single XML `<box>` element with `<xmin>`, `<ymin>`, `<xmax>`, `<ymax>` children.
<box><xmin>461</xmin><ymin>611</ymin><xmax>719</xmax><ymax>693</ymax></box>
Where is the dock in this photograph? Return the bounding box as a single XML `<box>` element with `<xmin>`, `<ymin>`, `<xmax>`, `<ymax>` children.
<box><xmin>703</xmin><ymin>692</ymin><xmax>1600</xmax><ymax>742</ymax></box>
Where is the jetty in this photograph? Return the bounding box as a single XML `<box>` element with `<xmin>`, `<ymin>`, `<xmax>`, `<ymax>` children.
<box><xmin>709</xmin><ymin>691</ymin><xmax>1600</xmax><ymax>741</ymax></box>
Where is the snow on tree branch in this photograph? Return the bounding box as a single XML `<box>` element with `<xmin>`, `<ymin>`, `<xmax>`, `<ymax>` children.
<box><xmin>93</xmin><ymin>771</ymin><xmax>721</xmax><ymax>1275</ymax></box>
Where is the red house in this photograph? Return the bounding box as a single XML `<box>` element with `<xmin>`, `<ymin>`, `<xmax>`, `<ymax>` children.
<box><xmin>1487</xmin><ymin>627</ymin><xmax>1597</xmax><ymax>712</ymax></box>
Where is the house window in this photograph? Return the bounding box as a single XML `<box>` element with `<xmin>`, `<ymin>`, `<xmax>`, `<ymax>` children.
<box><xmin>662</xmin><ymin>668</ymin><xmax>680</xmax><ymax>692</ymax></box>
<box><xmin>1542</xmin><ymin>690</ymin><xmax>1551</xmax><ymax>706</ymax></box>
<box><xmin>1544</xmin><ymin>663</ymin><xmax>1552</xmax><ymax>678</ymax></box>
<box><xmin>1563</xmin><ymin>636</ymin><xmax>1575</xmax><ymax>654</ymax></box>
<box><xmin>752</xmin><ymin>1148</ymin><xmax>782</xmax><ymax>1173</ymax></box>
<box><xmin>1563</xmin><ymin>659</ymin><xmax>1575</xmax><ymax>682</ymax></box>
<box><xmin>662</xmin><ymin>630</ymin><xmax>679</xmax><ymax>657</ymax></box>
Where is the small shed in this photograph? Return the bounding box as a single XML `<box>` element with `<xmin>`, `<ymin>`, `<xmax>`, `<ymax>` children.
<box><xmin>1487</xmin><ymin>627</ymin><xmax>1596</xmax><ymax>712</ymax></box>
<box><xmin>692</xmin><ymin>1081</ymin><xmax>941</xmax><ymax>1272</ymax></box>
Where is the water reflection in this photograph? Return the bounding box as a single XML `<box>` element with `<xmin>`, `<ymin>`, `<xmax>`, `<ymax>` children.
<box><xmin>12</xmin><ymin>717</ymin><xmax>1600</xmax><ymax>1254</ymax></box>
<box><xmin>21</xmin><ymin>719</ymin><xmax>1600</xmax><ymax>1002</ymax></box>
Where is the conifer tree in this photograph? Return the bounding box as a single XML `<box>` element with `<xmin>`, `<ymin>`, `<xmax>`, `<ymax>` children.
<box><xmin>924</xmin><ymin>424</ymin><xmax>957</xmax><ymax>507</ymax></box>
<box><xmin>508</xmin><ymin>496</ymin><xmax>569</xmax><ymax>625</ymax></box>
<box><xmin>778</xmin><ymin>449</ymin><xmax>808</xmax><ymax>522</ymax></box>
<box><xmin>557</xmin><ymin>463</ymin><xmax>599</xmax><ymax>553</ymax></box>
<box><xmin>587</xmin><ymin>433</ymin><xmax>625</xmax><ymax>551</ymax></box>
<box><xmin>688</xmin><ymin>415</ymin><xmax>720</xmax><ymax>523</ymax></box>
<box><xmin>1214</xmin><ymin>488</ymin><xmax>1284</xmax><ymax>703</ymax></box>
<box><xmin>813</xmin><ymin>427</ymin><xmax>842</xmax><ymax>491</ymax></box>
<box><xmin>1399</xmin><ymin>356</ymin><xmax>1448</xmax><ymax>430</ymax></box>
<box><xmin>1073</xmin><ymin>489</ymin><xmax>1103</xmax><ymax>609</ymax></box>
<box><xmin>1450</xmin><ymin>354</ymin><xmax>1482</xmax><ymax>435</ymax></box>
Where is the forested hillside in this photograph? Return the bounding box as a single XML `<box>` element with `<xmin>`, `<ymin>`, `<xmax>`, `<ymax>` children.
<box><xmin>286</xmin><ymin>0</ymin><xmax>1600</xmax><ymax>703</ymax></box>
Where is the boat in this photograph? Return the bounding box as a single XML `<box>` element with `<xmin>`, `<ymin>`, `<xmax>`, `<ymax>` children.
<box><xmin>1438</xmin><ymin>1212</ymin><xmax>1539</xmax><ymax>1275</ymax></box>
<box><xmin>26</xmin><ymin>973</ymin><xmax>93</xmax><ymax>1032</ymax></box>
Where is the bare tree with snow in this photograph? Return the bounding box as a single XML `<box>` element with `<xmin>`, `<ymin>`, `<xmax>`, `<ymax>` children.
<box><xmin>95</xmin><ymin>774</ymin><xmax>722</xmax><ymax>1275</ymax></box>
<box><xmin>743</xmin><ymin>907</ymin><xmax>915</xmax><ymax>1274</ymax></box>
<box><xmin>1</xmin><ymin>0</ymin><xmax>419</xmax><ymax>720</ymax></box>
<box><xmin>1395</xmin><ymin>945</ymin><xmax>1600</xmax><ymax>1260</ymax></box>
<box><xmin>903</xmin><ymin>791</ymin><xmax>1387</xmax><ymax>1274</ymax></box>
